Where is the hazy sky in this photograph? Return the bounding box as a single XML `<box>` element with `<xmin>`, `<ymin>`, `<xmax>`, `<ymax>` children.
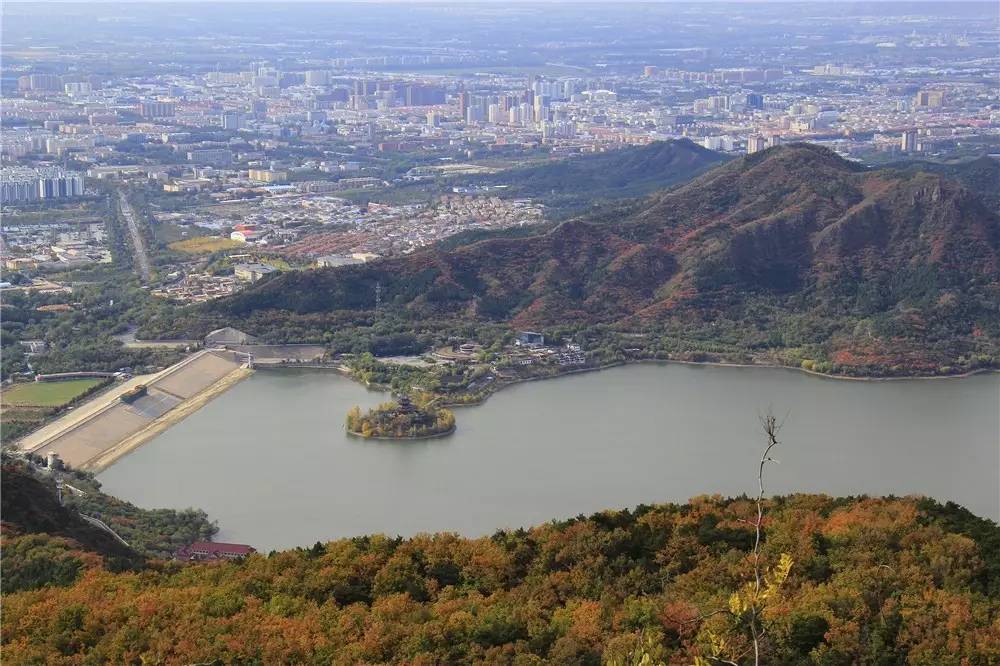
<box><xmin>9</xmin><ymin>0</ymin><xmax>991</xmax><ymax>3</ymax></box>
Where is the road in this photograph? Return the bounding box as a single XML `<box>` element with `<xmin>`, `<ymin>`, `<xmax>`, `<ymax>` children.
<box><xmin>79</xmin><ymin>514</ymin><xmax>132</xmax><ymax>548</ymax></box>
<box><xmin>117</xmin><ymin>191</ymin><xmax>152</xmax><ymax>282</ymax></box>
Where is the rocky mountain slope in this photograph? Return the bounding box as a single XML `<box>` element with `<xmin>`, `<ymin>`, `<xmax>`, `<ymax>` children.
<box><xmin>214</xmin><ymin>144</ymin><xmax>999</xmax><ymax>372</ymax></box>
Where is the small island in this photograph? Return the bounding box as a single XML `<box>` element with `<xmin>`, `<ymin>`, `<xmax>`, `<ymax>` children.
<box><xmin>346</xmin><ymin>394</ymin><xmax>456</xmax><ymax>440</ymax></box>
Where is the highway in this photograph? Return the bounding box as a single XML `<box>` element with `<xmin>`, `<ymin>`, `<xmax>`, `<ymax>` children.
<box><xmin>117</xmin><ymin>191</ymin><xmax>152</xmax><ymax>282</ymax></box>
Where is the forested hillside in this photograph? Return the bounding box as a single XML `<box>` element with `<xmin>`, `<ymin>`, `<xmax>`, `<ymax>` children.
<box><xmin>206</xmin><ymin>144</ymin><xmax>999</xmax><ymax>375</ymax></box>
<box><xmin>1</xmin><ymin>458</ymin><xmax>217</xmax><ymax>585</ymax></box>
<box><xmin>475</xmin><ymin>139</ymin><xmax>729</xmax><ymax>212</ymax></box>
<box><xmin>0</xmin><ymin>463</ymin><xmax>145</xmax><ymax>595</ymax></box>
<box><xmin>3</xmin><ymin>494</ymin><xmax>998</xmax><ymax>664</ymax></box>
<box><xmin>887</xmin><ymin>155</ymin><xmax>1000</xmax><ymax>211</ymax></box>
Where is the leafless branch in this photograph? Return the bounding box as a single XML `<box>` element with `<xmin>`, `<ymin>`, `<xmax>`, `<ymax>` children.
<box><xmin>749</xmin><ymin>408</ymin><xmax>783</xmax><ymax>666</ymax></box>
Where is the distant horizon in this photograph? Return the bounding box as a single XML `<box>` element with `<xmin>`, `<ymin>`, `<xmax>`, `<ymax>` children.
<box><xmin>4</xmin><ymin>0</ymin><xmax>995</xmax><ymax>4</ymax></box>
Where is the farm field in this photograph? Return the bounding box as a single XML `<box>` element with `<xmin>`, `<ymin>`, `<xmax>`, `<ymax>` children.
<box><xmin>169</xmin><ymin>237</ymin><xmax>244</xmax><ymax>254</ymax></box>
<box><xmin>2</xmin><ymin>378</ymin><xmax>110</xmax><ymax>441</ymax></box>
<box><xmin>2</xmin><ymin>379</ymin><xmax>106</xmax><ymax>407</ymax></box>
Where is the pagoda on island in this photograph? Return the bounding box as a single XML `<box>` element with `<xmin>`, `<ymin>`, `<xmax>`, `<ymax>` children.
<box><xmin>346</xmin><ymin>392</ymin><xmax>456</xmax><ymax>439</ymax></box>
<box><xmin>395</xmin><ymin>393</ymin><xmax>416</xmax><ymax>414</ymax></box>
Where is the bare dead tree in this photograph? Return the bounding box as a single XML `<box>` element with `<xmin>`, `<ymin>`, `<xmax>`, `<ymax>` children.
<box><xmin>749</xmin><ymin>410</ymin><xmax>783</xmax><ymax>666</ymax></box>
<box><xmin>692</xmin><ymin>410</ymin><xmax>792</xmax><ymax>666</ymax></box>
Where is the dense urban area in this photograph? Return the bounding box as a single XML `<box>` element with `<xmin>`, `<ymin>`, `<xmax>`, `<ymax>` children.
<box><xmin>1</xmin><ymin>2</ymin><xmax>998</xmax><ymax>664</ymax></box>
<box><xmin>3</xmin><ymin>3</ymin><xmax>996</xmax><ymax>297</ymax></box>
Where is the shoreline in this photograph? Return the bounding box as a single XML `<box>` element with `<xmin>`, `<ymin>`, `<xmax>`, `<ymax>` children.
<box><xmin>345</xmin><ymin>424</ymin><xmax>457</xmax><ymax>441</ymax></box>
<box><xmin>83</xmin><ymin>365</ymin><xmax>254</xmax><ymax>472</ymax></box>
<box><xmin>639</xmin><ymin>358</ymin><xmax>999</xmax><ymax>383</ymax></box>
<box><xmin>71</xmin><ymin>354</ymin><xmax>996</xmax><ymax>472</ymax></box>
<box><xmin>440</xmin><ymin>358</ymin><xmax>999</xmax><ymax>409</ymax></box>
<box><xmin>262</xmin><ymin>357</ymin><xmax>998</xmax><ymax>412</ymax></box>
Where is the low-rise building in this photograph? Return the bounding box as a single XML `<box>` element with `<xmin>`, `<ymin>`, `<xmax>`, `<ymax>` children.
<box><xmin>234</xmin><ymin>263</ymin><xmax>277</xmax><ymax>282</ymax></box>
<box><xmin>316</xmin><ymin>254</ymin><xmax>366</xmax><ymax>268</ymax></box>
<box><xmin>248</xmin><ymin>168</ymin><xmax>289</xmax><ymax>183</ymax></box>
<box><xmin>515</xmin><ymin>331</ymin><xmax>545</xmax><ymax>348</ymax></box>
<box><xmin>175</xmin><ymin>541</ymin><xmax>256</xmax><ymax>561</ymax></box>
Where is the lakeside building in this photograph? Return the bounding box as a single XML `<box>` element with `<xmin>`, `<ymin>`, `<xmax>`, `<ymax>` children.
<box><xmin>515</xmin><ymin>331</ymin><xmax>545</xmax><ymax>348</ymax></box>
<box><xmin>175</xmin><ymin>542</ymin><xmax>256</xmax><ymax>561</ymax></box>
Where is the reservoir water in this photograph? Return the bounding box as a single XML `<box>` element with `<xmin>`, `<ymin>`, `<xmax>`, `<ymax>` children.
<box><xmin>98</xmin><ymin>364</ymin><xmax>1000</xmax><ymax>550</ymax></box>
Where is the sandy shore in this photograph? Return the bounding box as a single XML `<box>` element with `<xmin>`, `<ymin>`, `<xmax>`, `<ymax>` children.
<box><xmin>82</xmin><ymin>365</ymin><xmax>253</xmax><ymax>472</ymax></box>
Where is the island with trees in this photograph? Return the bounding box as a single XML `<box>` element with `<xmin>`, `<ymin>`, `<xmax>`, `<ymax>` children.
<box><xmin>346</xmin><ymin>394</ymin><xmax>456</xmax><ymax>439</ymax></box>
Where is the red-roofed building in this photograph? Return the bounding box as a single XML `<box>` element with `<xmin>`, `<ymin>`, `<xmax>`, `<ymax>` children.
<box><xmin>175</xmin><ymin>541</ymin><xmax>256</xmax><ymax>561</ymax></box>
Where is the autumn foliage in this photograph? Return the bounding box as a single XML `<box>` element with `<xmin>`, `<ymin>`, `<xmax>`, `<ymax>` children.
<box><xmin>3</xmin><ymin>495</ymin><xmax>998</xmax><ymax>664</ymax></box>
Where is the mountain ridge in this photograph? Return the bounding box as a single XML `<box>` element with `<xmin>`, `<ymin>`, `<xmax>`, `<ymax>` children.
<box><xmin>473</xmin><ymin>138</ymin><xmax>730</xmax><ymax>212</ymax></box>
<box><xmin>208</xmin><ymin>144</ymin><xmax>999</xmax><ymax>373</ymax></box>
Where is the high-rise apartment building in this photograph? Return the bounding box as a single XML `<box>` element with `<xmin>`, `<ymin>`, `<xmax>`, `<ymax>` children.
<box><xmin>20</xmin><ymin>74</ymin><xmax>63</xmax><ymax>92</ymax></box>
<box><xmin>404</xmin><ymin>85</ymin><xmax>446</xmax><ymax>106</ymax></box>
<box><xmin>1</xmin><ymin>167</ymin><xmax>84</xmax><ymax>204</ymax></box>
<box><xmin>304</xmin><ymin>70</ymin><xmax>330</xmax><ymax>86</ymax></box>
<box><xmin>64</xmin><ymin>82</ymin><xmax>93</xmax><ymax>95</ymax></box>
<box><xmin>138</xmin><ymin>101</ymin><xmax>176</xmax><ymax>118</ymax></box>
<box><xmin>187</xmin><ymin>149</ymin><xmax>234</xmax><ymax>166</ymax></box>
<box><xmin>913</xmin><ymin>90</ymin><xmax>945</xmax><ymax>108</ymax></box>
<box><xmin>458</xmin><ymin>91</ymin><xmax>470</xmax><ymax>120</ymax></box>
<box><xmin>746</xmin><ymin>136</ymin><xmax>767</xmax><ymax>154</ymax></box>
<box><xmin>221</xmin><ymin>112</ymin><xmax>247</xmax><ymax>131</ymax></box>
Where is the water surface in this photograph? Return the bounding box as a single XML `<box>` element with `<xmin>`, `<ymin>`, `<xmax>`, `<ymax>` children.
<box><xmin>98</xmin><ymin>364</ymin><xmax>1000</xmax><ymax>550</ymax></box>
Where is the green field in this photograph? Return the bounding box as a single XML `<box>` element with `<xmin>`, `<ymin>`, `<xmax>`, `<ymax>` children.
<box><xmin>1</xmin><ymin>379</ymin><xmax>106</xmax><ymax>407</ymax></box>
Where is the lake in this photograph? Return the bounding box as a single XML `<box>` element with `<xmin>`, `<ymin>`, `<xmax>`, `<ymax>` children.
<box><xmin>98</xmin><ymin>364</ymin><xmax>1000</xmax><ymax>550</ymax></box>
